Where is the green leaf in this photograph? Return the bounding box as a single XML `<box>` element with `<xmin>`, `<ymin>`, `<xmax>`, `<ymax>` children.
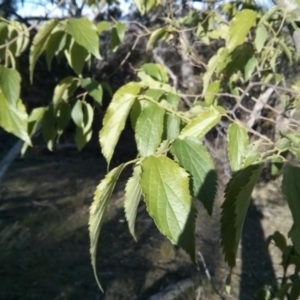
<box><xmin>226</xmin><ymin>10</ymin><xmax>256</xmax><ymax>53</ymax></box>
<box><xmin>89</xmin><ymin>164</ymin><xmax>125</xmax><ymax>292</ymax></box>
<box><xmin>205</xmin><ymin>80</ymin><xmax>221</xmax><ymax>105</ymax></box>
<box><xmin>282</xmin><ymin>164</ymin><xmax>300</xmax><ymax>255</ymax></box>
<box><xmin>81</xmin><ymin>101</ymin><xmax>94</xmax><ymax>134</ymax></box>
<box><xmin>202</xmin><ymin>48</ymin><xmax>229</xmax><ymax>96</ymax></box>
<box><xmin>71</xmin><ymin>100</ymin><xmax>84</xmax><ymax>127</ymax></box>
<box><xmin>141</xmin><ymin>63</ymin><xmax>168</xmax><ymax>83</ymax></box>
<box><xmin>97</xmin><ymin>21</ymin><xmax>112</xmax><ymax>34</ymax></box>
<box><xmin>135</xmin><ymin>0</ymin><xmax>159</xmax><ymax>15</ymax></box>
<box><xmin>81</xmin><ymin>78</ymin><xmax>103</xmax><ymax>105</ymax></box>
<box><xmin>56</xmin><ymin>102</ymin><xmax>71</xmax><ymax>137</ymax></box>
<box><xmin>100</xmin><ymin>82</ymin><xmax>141</xmax><ymax>165</ymax></box>
<box><xmin>30</xmin><ymin>19</ymin><xmax>59</xmax><ymax>82</ymax></box>
<box><xmin>130</xmin><ymin>99</ymin><xmax>141</xmax><ymax>130</ymax></box>
<box><xmin>22</xmin><ymin>107</ymin><xmax>46</xmax><ymax>155</ymax></box>
<box><xmin>254</xmin><ymin>24</ymin><xmax>268</xmax><ymax>53</ymax></box>
<box><xmin>171</xmin><ymin>137</ymin><xmax>217</xmax><ymax>215</ymax></box>
<box><xmin>140</xmin><ymin>156</ymin><xmax>196</xmax><ymax>262</ymax></box>
<box><xmin>244</xmin><ymin>57</ymin><xmax>256</xmax><ymax>82</ymax></box>
<box><xmin>0</xmin><ymin>66</ymin><xmax>21</xmax><ymax>104</ymax></box>
<box><xmin>110</xmin><ymin>27</ymin><xmax>121</xmax><ymax>53</ymax></box>
<box><xmin>271</xmin><ymin>157</ymin><xmax>284</xmax><ymax>178</ymax></box>
<box><xmin>165</xmin><ymin>92</ymin><xmax>180</xmax><ymax>110</ymax></box>
<box><xmin>45</xmin><ymin>30</ymin><xmax>66</xmax><ymax>70</ymax></box>
<box><xmin>146</xmin><ymin>27</ymin><xmax>168</xmax><ymax>51</ymax></box>
<box><xmin>116</xmin><ymin>22</ymin><xmax>126</xmax><ymax>42</ymax></box>
<box><xmin>68</xmin><ymin>40</ymin><xmax>89</xmax><ymax>75</ymax></box>
<box><xmin>53</xmin><ymin>76</ymin><xmax>79</xmax><ymax>107</ymax></box>
<box><xmin>166</xmin><ymin>113</ymin><xmax>180</xmax><ymax>140</ymax></box>
<box><xmin>179</xmin><ymin>106</ymin><xmax>221</xmax><ymax>139</ymax></box>
<box><xmin>227</xmin><ymin>123</ymin><xmax>249</xmax><ymax>172</ymax></box>
<box><xmin>0</xmin><ymin>92</ymin><xmax>31</xmax><ymax>144</ymax></box>
<box><xmin>135</xmin><ymin>102</ymin><xmax>165</xmax><ymax>157</ymax></box>
<box><xmin>124</xmin><ymin>165</ymin><xmax>142</xmax><ymax>241</ymax></box>
<box><xmin>221</xmin><ymin>164</ymin><xmax>262</xmax><ymax>267</ymax></box>
<box><xmin>75</xmin><ymin>126</ymin><xmax>92</xmax><ymax>151</ymax></box>
<box><xmin>41</xmin><ymin>104</ymin><xmax>56</xmax><ymax>150</ymax></box>
<box><xmin>66</xmin><ymin>18</ymin><xmax>101</xmax><ymax>59</ymax></box>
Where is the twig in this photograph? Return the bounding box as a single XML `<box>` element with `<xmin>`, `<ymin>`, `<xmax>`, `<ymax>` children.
<box><xmin>197</xmin><ymin>251</ymin><xmax>225</xmax><ymax>300</ymax></box>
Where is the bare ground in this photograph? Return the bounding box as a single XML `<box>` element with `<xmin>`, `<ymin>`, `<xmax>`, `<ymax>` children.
<box><xmin>0</xmin><ymin>132</ymin><xmax>293</xmax><ymax>300</ymax></box>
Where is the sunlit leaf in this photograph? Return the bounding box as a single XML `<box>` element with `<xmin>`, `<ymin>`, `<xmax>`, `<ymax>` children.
<box><xmin>71</xmin><ymin>100</ymin><xmax>84</xmax><ymax>127</ymax></box>
<box><xmin>221</xmin><ymin>164</ymin><xmax>262</xmax><ymax>267</ymax></box>
<box><xmin>66</xmin><ymin>18</ymin><xmax>101</xmax><ymax>59</ymax></box>
<box><xmin>100</xmin><ymin>82</ymin><xmax>141</xmax><ymax>165</ymax></box>
<box><xmin>0</xmin><ymin>92</ymin><xmax>31</xmax><ymax>144</ymax></box>
<box><xmin>179</xmin><ymin>106</ymin><xmax>221</xmax><ymax>139</ymax></box>
<box><xmin>171</xmin><ymin>137</ymin><xmax>217</xmax><ymax>215</ymax></box>
<box><xmin>89</xmin><ymin>164</ymin><xmax>125</xmax><ymax>291</ymax></box>
<box><xmin>30</xmin><ymin>19</ymin><xmax>59</xmax><ymax>82</ymax></box>
<box><xmin>0</xmin><ymin>66</ymin><xmax>21</xmax><ymax>104</ymax></box>
<box><xmin>226</xmin><ymin>10</ymin><xmax>256</xmax><ymax>53</ymax></box>
<box><xmin>125</xmin><ymin>165</ymin><xmax>142</xmax><ymax>241</ymax></box>
<box><xmin>140</xmin><ymin>155</ymin><xmax>196</xmax><ymax>262</ymax></box>
<box><xmin>135</xmin><ymin>102</ymin><xmax>165</xmax><ymax>156</ymax></box>
<box><xmin>97</xmin><ymin>21</ymin><xmax>112</xmax><ymax>34</ymax></box>
<box><xmin>227</xmin><ymin>123</ymin><xmax>249</xmax><ymax>172</ymax></box>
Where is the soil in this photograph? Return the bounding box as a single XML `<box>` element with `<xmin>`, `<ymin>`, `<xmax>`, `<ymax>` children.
<box><xmin>0</xmin><ymin>129</ymin><xmax>294</xmax><ymax>300</ymax></box>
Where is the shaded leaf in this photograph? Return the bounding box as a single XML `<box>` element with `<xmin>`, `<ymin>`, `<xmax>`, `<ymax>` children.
<box><xmin>282</xmin><ymin>164</ymin><xmax>300</xmax><ymax>255</ymax></box>
<box><xmin>66</xmin><ymin>18</ymin><xmax>101</xmax><ymax>59</ymax></box>
<box><xmin>130</xmin><ymin>99</ymin><xmax>141</xmax><ymax>130</ymax></box>
<box><xmin>142</xmin><ymin>63</ymin><xmax>168</xmax><ymax>83</ymax></box>
<box><xmin>110</xmin><ymin>27</ymin><xmax>121</xmax><ymax>52</ymax></box>
<box><xmin>30</xmin><ymin>19</ymin><xmax>59</xmax><ymax>82</ymax></box>
<box><xmin>135</xmin><ymin>102</ymin><xmax>165</xmax><ymax>156</ymax></box>
<box><xmin>227</xmin><ymin>123</ymin><xmax>249</xmax><ymax>172</ymax></box>
<box><xmin>254</xmin><ymin>24</ymin><xmax>268</xmax><ymax>53</ymax></box>
<box><xmin>53</xmin><ymin>76</ymin><xmax>79</xmax><ymax>107</ymax></box>
<box><xmin>75</xmin><ymin>126</ymin><xmax>92</xmax><ymax>151</ymax></box>
<box><xmin>41</xmin><ymin>104</ymin><xmax>56</xmax><ymax>150</ymax></box>
<box><xmin>81</xmin><ymin>78</ymin><xmax>103</xmax><ymax>105</ymax></box>
<box><xmin>146</xmin><ymin>27</ymin><xmax>168</xmax><ymax>50</ymax></box>
<box><xmin>100</xmin><ymin>82</ymin><xmax>141</xmax><ymax>165</ymax></box>
<box><xmin>45</xmin><ymin>30</ymin><xmax>66</xmax><ymax>70</ymax></box>
<box><xmin>57</xmin><ymin>102</ymin><xmax>71</xmax><ymax>136</ymax></box>
<box><xmin>179</xmin><ymin>106</ymin><xmax>221</xmax><ymax>139</ymax></box>
<box><xmin>140</xmin><ymin>156</ymin><xmax>196</xmax><ymax>262</ymax></box>
<box><xmin>125</xmin><ymin>165</ymin><xmax>142</xmax><ymax>241</ymax></box>
<box><xmin>205</xmin><ymin>80</ymin><xmax>221</xmax><ymax>105</ymax></box>
<box><xmin>221</xmin><ymin>164</ymin><xmax>262</xmax><ymax>267</ymax></box>
<box><xmin>69</xmin><ymin>40</ymin><xmax>89</xmax><ymax>75</ymax></box>
<box><xmin>171</xmin><ymin>137</ymin><xmax>217</xmax><ymax>215</ymax></box>
<box><xmin>89</xmin><ymin>164</ymin><xmax>125</xmax><ymax>291</ymax></box>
